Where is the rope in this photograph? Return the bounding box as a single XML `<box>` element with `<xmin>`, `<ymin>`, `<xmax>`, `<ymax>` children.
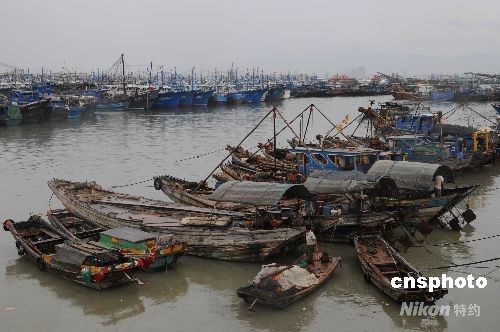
<box><xmin>173</xmin><ymin>148</ymin><xmax>226</xmax><ymax>164</ymax></box>
<box><xmin>108</xmin><ymin>148</ymin><xmax>227</xmax><ymax>189</ymax></box>
<box><xmin>428</xmin><ymin>257</ymin><xmax>500</xmax><ymax>270</ymax></box>
<box><xmin>411</xmin><ymin>233</ymin><xmax>500</xmax><ymax>248</ymax></box>
<box><xmin>110</xmin><ymin>177</ymin><xmax>154</xmax><ymax>189</ymax></box>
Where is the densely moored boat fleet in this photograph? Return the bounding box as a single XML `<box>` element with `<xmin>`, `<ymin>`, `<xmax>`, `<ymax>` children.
<box><xmin>3</xmin><ymin>93</ymin><xmax>499</xmax><ymax>308</ymax></box>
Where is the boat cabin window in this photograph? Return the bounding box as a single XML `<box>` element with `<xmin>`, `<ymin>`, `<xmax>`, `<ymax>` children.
<box><xmin>356</xmin><ymin>155</ymin><xmax>370</xmax><ymax>165</ymax></box>
<box><xmin>312</xmin><ymin>153</ymin><xmax>328</xmax><ymax>165</ymax></box>
<box><xmin>336</xmin><ymin>156</ymin><xmax>355</xmax><ymax>170</ymax></box>
<box><xmin>327</xmin><ymin>155</ymin><xmax>337</xmax><ymax>164</ymax></box>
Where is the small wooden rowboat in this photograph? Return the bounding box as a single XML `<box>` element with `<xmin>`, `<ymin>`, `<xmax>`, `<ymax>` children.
<box><xmin>237</xmin><ymin>252</ymin><xmax>341</xmax><ymax>309</ymax></box>
<box><xmin>3</xmin><ymin>216</ymin><xmax>142</xmax><ymax>290</ymax></box>
<box><xmin>354</xmin><ymin>234</ymin><xmax>447</xmax><ymax>302</ymax></box>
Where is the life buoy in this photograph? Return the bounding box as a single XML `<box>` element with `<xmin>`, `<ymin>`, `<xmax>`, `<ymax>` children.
<box><xmin>154</xmin><ymin>178</ymin><xmax>163</xmax><ymax>190</ymax></box>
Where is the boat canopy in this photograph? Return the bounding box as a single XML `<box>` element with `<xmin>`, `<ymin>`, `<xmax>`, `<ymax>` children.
<box><xmin>209</xmin><ymin>181</ymin><xmax>313</xmax><ymax>206</ymax></box>
<box><xmin>367</xmin><ymin>160</ymin><xmax>454</xmax><ymax>191</ymax></box>
<box><xmin>53</xmin><ymin>243</ymin><xmax>91</xmax><ymax>266</ymax></box>
<box><xmin>101</xmin><ymin>227</ymin><xmax>156</xmax><ymax>243</ymax></box>
<box><xmin>304</xmin><ymin>170</ymin><xmax>398</xmax><ymax>196</ymax></box>
<box><xmin>53</xmin><ymin>243</ymin><xmax>119</xmax><ymax>267</ymax></box>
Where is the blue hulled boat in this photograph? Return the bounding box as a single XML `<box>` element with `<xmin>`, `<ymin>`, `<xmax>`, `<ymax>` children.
<box><xmin>242</xmin><ymin>89</ymin><xmax>266</xmax><ymax>103</ymax></box>
<box><xmin>95</xmin><ymin>101</ymin><xmax>129</xmax><ymax>111</ymax></box>
<box><xmin>153</xmin><ymin>91</ymin><xmax>182</xmax><ymax>108</ymax></box>
<box><xmin>179</xmin><ymin>91</ymin><xmax>194</xmax><ymax>107</ymax></box>
<box><xmin>193</xmin><ymin>91</ymin><xmax>213</xmax><ymax>106</ymax></box>
<box><xmin>227</xmin><ymin>91</ymin><xmax>244</xmax><ymax>104</ymax></box>
<box><xmin>265</xmin><ymin>87</ymin><xmax>285</xmax><ymax>102</ymax></box>
<box><xmin>68</xmin><ymin>105</ymin><xmax>84</xmax><ymax>118</ymax></box>
<box><xmin>210</xmin><ymin>93</ymin><xmax>228</xmax><ymax>105</ymax></box>
<box><xmin>431</xmin><ymin>90</ymin><xmax>455</xmax><ymax>101</ymax></box>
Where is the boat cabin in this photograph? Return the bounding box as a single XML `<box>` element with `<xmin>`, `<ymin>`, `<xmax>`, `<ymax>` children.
<box><xmin>290</xmin><ymin>147</ymin><xmax>380</xmax><ymax>176</ymax></box>
<box><xmin>395</xmin><ymin>113</ymin><xmax>436</xmax><ymax>133</ymax></box>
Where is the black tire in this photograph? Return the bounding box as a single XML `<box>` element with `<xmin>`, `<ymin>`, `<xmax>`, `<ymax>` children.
<box><xmin>364</xmin><ymin>273</ymin><xmax>370</xmax><ymax>283</ymax></box>
<box><xmin>37</xmin><ymin>258</ymin><xmax>46</xmax><ymax>271</ymax></box>
<box><xmin>17</xmin><ymin>246</ymin><xmax>25</xmax><ymax>256</ymax></box>
<box><xmin>153</xmin><ymin>178</ymin><xmax>163</xmax><ymax>190</ymax></box>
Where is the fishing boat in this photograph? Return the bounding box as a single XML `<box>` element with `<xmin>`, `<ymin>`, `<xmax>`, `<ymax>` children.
<box><xmin>19</xmin><ymin>99</ymin><xmax>50</xmax><ymax>123</ymax></box>
<box><xmin>430</xmin><ymin>90</ymin><xmax>454</xmax><ymax>101</ymax></box>
<box><xmin>209</xmin><ymin>92</ymin><xmax>228</xmax><ymax>105</ymax></box>
<box><xmin>0</xmin><ymin>104</ymin><xmax>22</xmax><ymax>126</ymax></box>
<box><xmin>153</xmin><ymin>91</ymin><xmax>182</xmax><ymax>108</ymax></box>
<box><xmin>3</xmin><ymin>216</ymin><xmax>142</xmax><ymax>290</ymax></box>
<box><xmin>46</xmin><ymin>209</ymin><xmax>105</xmax><ymax>240</ymax></box>
<box><xmin>227</xmin><ymin>91</ymin><xmax>244</xmax><ymax>104</ymax></box>
<box><xmin>265</xmin><ymin>87</ymin><xmax>288</xmax><ymax>102</ymax></box>
<box><xmin>237</xmin><ymin>252</ymin><xmax>341</xmax><ymax>309</ymax></box>
<box><xmin>241</xmin><ymin>89</ymin><xmax>265</xmax><ymax>104</ymax></box>
<box><xmin>179</xmin><ymin>91</ymin><xmax>194</xmax><ymax>107</ymax></box>
<box><xmin>367</xmin><ymin>160</ymin><xmax>479</xmax><ymax>228</ymax></box>
<box><xmin>47</xmin><ymin>179</ymin><xmax>306</xmax><ymax>262</ymax></box>
<box><xmin>47</xmin><ymin>100</ymin><xmax>70</xmax><ymax>121</ymax></box>
<box><xmin>46</xmin><ymin>209</ymin><xmax>185</xmax><ymax>271</ymax></box>
<box><xmin>95</xmin><ymin>100</ymin><xmax>129</xmax><ymax>111</ymax></box>
<box><xmin>155</xmin><ymin>176</ymin><xmax>398</xmax><ymax>242</ymax></box>
<box><xmin>354</xmin><ymin>234</ymin><xmax>447</xmax><ymax>302</ymax></box>
<box><xmin>127</xmin><ymin>87</ymin><xmax>159</xmax><ymax>110</ymax></box>
<box><xmin>192</xmin><ymin>91</ymin><xmax>213</xmax><ymax>106</ymax></box>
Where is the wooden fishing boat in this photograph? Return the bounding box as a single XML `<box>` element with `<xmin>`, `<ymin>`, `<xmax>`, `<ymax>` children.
<box><xmin>153</xmin><ymin>175</ymin><xmax>245</xmax><ymax>210</ymax></box>
<box><xmin>46</xmin><ymin>208</ymin><xmax>104</xmax><ymax>241</ymax></box>
<box><xmin>237</xmin><ymin>252</ymin><xmax>341</xmax><ymax>309</ymax></box>
<box><xmin>315</xmin><ymin>212</ymin><xmax>397</xmax><ymax>243</ymax></box>
<box><xmin>154</xmin><ymin>177</ymin><xmax>399</xmax><ymax>243</ymax></box>
<box><xmin>47</xmin><ymin>209</ymin><xmax>186</xmax><ymax>271</ymax></box>
<box><xmin>3</xmin><ymin>216</ymin><xmax>141</xmax><ymax>290</ymax></box>
<box><xmin>354</xmin><ymin>234</ymin><xmax>447</xmax><ymax>302</ymax></box>
<box><xmin>47</xmin><ymin>179</ymin><xmax>305</xmax><ymax>262</ymax></box>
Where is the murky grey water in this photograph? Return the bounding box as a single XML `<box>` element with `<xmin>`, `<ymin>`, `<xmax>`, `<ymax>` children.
<box><xmin>1</xmin><ymin>97</ymin><xmax>499</xmax><ymax>331</ymax></box>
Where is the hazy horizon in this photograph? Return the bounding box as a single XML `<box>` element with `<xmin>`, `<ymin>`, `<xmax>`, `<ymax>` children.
<box><xmin>3</xmin><ymin>0</ymin><xmax>500</xmax><ymax>76</ymax></box>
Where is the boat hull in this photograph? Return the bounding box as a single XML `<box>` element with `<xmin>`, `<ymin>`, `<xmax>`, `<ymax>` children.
<box><xmin>237</xmin><ymin>256</ymin><xmax>341</xmax><ymax>309</ymax></box>
<box><xmin>153</xmin><ymin>92</ymin><xmax>182</xmax><ymax>108</ymax></box>
<box><xmin>95</xmin><ymin>102</ymin><xmax>129</xmax><ymax>111</ymax></box>
<box><xmin>192</xmin><ymin>91</ymin><xmax>213</xmax><ymax>106</ymax></box>
<box><xmin>179</xmin><ymin>91</ymin><xmax>194</xmax><ymax>107</ymax></box>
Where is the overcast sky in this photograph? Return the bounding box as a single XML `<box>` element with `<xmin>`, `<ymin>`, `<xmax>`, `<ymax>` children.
<box><xmin>3</xmin><ymin>0</ymin><xmax>500</xmax><ymax>76</ymax></box>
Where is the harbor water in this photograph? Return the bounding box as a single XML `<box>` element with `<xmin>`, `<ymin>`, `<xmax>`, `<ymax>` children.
<box><xmin>1</xmin><ymin>96</ymin><xmax>499</xmax><ymax>331</ymax></box>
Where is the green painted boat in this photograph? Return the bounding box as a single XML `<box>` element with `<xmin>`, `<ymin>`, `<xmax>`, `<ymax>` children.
<box><xmin>0</xmin><ymin>105</ymin><xmax>22</xmax><ymax>126</ymax></box>
<box><xmin>99</xmin><ymin>227</ymin><xmax>186</xmax><ymax>271</ymax></box>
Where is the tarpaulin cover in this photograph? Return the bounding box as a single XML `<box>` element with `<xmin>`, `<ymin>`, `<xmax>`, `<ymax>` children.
<box><xmin>367</xmin><ymin>160</ymin><xmax>454</xmax><ymax>191</ymax></box>
<box><xmin>209</xmin><ymin>181</ymin><xmax>313</xmax><ymax>206</ymax></box>
<box><xmin>304</xmin><ymin>170</ymin><xmax>397</xmax><ymax>195</ymax></box>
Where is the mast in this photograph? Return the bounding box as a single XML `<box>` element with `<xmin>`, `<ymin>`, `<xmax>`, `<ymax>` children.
<box><xmin>121</xmin><ymin>53</ymin><xmax>126</xmax><ymax>95</ymax></box>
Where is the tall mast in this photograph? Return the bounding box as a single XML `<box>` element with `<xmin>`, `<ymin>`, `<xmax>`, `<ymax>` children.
<box><xmin>121</xmin><ymin>53</ymin><xmax>126</xmax><ymax>95</ymax></box>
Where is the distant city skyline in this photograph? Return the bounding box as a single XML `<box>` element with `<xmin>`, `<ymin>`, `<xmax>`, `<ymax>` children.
<box><xmin>3</xmin><ymin>0</ymin><xmax>500</xmax><ymax>76</ymax></box>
